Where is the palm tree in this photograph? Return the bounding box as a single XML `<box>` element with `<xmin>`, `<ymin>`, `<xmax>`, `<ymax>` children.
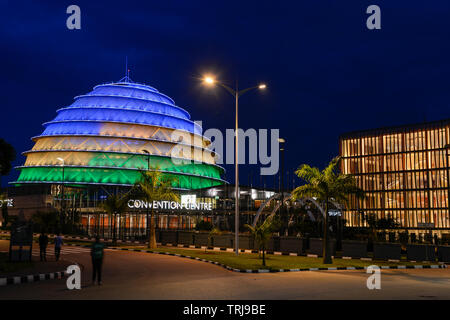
<box><xmin>136</xmin><ymin>170</ymin><xmax>179</xmax><ymax>249</ymax></box>
<box><xmin>245</xmin><ymin>216</ymin><xmax>279</xmax><ymax>267</ymax></box>
<box><xmin>291</xmin><ymin>156</ymin><xmax>364</xmax><ymax>264</ymax></box>
<box><xmin>99</xmin><ymin>194</ymin><xmax>128</xmax><ymax>245</ymax></box>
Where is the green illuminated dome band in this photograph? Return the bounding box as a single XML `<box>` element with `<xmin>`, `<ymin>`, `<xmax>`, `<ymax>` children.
<box><xmin>13</xmin><ymin>79</ymin><xmax>226</xmax><ymax>189</ymax></box>
<box><xmin>22</xmin><ymin>152</ymin><xmax>223</xmax><ymax>179</ymax></box>
<box><xmin>16</xmin><ymin>167</ymin><xmax>224</xmax><ymax>190</ymax></box>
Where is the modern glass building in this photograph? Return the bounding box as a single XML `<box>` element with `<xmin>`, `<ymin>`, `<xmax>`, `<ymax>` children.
<box><xmin>12</xmin><ymin>78</ymin><xmax>226</xmax><ymax>190</ymax></box>
<box><xmin>340</xmin><ymin>119</ymin><xmax>450</xmax><ymax>234</ymax></box>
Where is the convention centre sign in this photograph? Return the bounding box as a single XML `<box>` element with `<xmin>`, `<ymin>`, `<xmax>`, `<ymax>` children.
<box><xmin>127</xmin><ymin>199</ymin><xmax>212</xmax><ymax>211</ymax></box>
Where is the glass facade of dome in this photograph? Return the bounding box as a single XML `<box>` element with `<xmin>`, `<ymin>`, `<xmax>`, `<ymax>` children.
<box><xmin>13</xmin><ymin>80</ymin><xmax>226</xmax><ymax>190</ymax></box>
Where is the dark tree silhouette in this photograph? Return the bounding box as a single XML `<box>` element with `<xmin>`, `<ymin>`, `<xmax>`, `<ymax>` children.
<box><xmin>0</xmin><ymin>138</ymin><xmax>16</xmax><ymax>186</ymax></box>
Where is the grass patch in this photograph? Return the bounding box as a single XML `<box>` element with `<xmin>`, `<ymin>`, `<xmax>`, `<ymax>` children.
<box><xmin>64</xmin><ymin>240</ymin><xmax>94</xmax><ymax>247</ymax></box>
<box><xmin>117</xmin><ymin>246</ymin><xmax>438</xmax><ymax>271</ymax></box>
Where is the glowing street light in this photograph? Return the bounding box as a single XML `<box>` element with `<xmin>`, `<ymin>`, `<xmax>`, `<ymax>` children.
<box><xmin>204</xmin><ymin>76</ymin><xmax>215</xmax><ymax>85</ymax></box>
<box><xmin>201</xmin><ymin>74</ymin><xmax>267</xmax><ymax>256</ymax></box>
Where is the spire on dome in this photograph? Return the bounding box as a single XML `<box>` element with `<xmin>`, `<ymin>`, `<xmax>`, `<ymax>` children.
<box><xmin>119</xmin><ymin>56</ymin><xmax>133</xmax><ymax>83</ymax></box>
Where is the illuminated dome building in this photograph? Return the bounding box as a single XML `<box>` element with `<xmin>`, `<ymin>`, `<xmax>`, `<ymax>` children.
<box><xmin>13</xmin><ymin>78</ymin><xmax>226</xmax><ymax>190</ymax></box>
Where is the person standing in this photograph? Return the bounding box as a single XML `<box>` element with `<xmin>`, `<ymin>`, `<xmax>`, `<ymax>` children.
<box><xmin>38</xmin><ymin>232</ymin><xmax>48</xmax><ymax>261</ymax></box>
<box><xmin>54</xmin><ymin>233</ymin><xmax>63</xmax><ymax>261</ymax></box>
<box><xmin>91</xmin><ymin>236</ymin><xmax>104</xmax><ymax>285</ymax></box>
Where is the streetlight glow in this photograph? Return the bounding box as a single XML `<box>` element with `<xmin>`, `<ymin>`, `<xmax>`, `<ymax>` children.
<box><xmin>203</xmin><ymin>76</ymin><xmax>215</xmax><ymax>85</ymax></box>
<box><xmin>259</xmin><ymin>84</ymin><xmax>267</xmax><ymax>89</ymax></box>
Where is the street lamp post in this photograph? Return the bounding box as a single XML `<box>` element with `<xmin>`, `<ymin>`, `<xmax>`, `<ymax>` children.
<box><xmin>57</xmin><ymin>157</ymin><xmax>65</xmax><ymax>231</ymax></box>
<box><xmin>202</xmin><ymin>76</ymin><xmax>266</xmax><ymax>255</ymax></box>
<box><xmin>143</xmin><ymin>149</ymin><xmax>151</xmax><ymax>172</ymax></box>
<box><xmin>278</xmin><ymin>138</ymin><xmax>286</xmax><ymax>235</ymax></box>
<box><xmin>142</xmin><ymin>149</ymin><xmax>151</xmax><ymax>237</ymax></box>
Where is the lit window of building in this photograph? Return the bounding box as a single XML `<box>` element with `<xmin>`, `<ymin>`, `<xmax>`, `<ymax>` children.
<box><xmin>340</xmin><ymin>119</ymin><xmax>450</xmax><ymax>234</ymax></box>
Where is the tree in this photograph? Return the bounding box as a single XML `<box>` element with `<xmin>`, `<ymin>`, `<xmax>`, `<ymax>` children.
<box><xmin>195</xmin><ymin>219</ymin><xmax>213</xmax><ymax>231</ymax></box>
<box><xmin>0</xmin><ymin>193</ymin><xmax>9</xmax><ymax>228</ymax></box>
<box><xmin>364</xmin><ymin>213</ymin><xmax>399</xmax><ymax>241</ymax></box>
<box><xmin>135</xmin><ymin>170</ymin><xmax>179</xmax><ymax>249</ymax></box>
<box><xmin>0</xmin><ymin>139</ymin><xmax>15</xmax><ymax>226</ymax></box>
<box><xmin>291</xmin><ymin>156</ymin><xmax>364</xmax><ymax>264</ymax></box>
<box><xmin>99</xmin><ymin>194</ymin><xmax>128</xmax><ymax>245</ymax></box>
<box><xmin>0</xmin><ymin>138</ymin><xmax>16</xmax><ymax>184</ymax></box>
<box><xmin>207</xmin><ymin>227</ymin><xmax>221</xmax><ymax>252</ymax></box>
<box><xmin>245</xmin><ymin>216</ymin><xmax>280</xmax><ymax>267</ymax></box>
<box><xmin>32</xmin><ymin>210</ymin><xmax>58</xmax><ymax>233</ymax></box>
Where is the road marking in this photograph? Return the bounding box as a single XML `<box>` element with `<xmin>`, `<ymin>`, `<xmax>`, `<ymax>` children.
<box><xmin>31</xmin><ymin>246</ymin><xmax>90</xmax><ymax>256</ymax></box>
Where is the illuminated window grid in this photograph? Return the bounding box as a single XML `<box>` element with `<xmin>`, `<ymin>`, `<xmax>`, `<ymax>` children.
<box><xmin>339</xmin><ymin>120</ymin><xmax>450</xmax><ymax>231</ymax></box>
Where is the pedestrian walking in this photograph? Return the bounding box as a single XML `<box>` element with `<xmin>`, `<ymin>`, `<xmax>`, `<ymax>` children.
<box><xmin>38</xmin><ymin>232</ymin><xmax>48</xmax><ymax>261</ymax></box>
<box><xmin>54</xmin><ymin>232</ymin><xmax>63</xmax><ymax>261</ymax></box>
<box><xmin>91</xmin><ymin>236</ymin><xmax>104</xmax><ymax>285</ymax></box>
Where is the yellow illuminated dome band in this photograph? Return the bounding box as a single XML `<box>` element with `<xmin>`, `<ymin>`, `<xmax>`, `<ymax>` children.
<box><xmin>13</xmin><ymin>79</ymin><xmax>226</xmax><ymax>190</ymax></box>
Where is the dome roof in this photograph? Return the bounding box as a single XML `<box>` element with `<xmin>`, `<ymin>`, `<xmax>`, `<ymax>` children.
<box><xmin>45</xmin><ymin>81</ymin><xmax>201</xmax><ymax>136</ymax></box>
<box><xmin>13</xmin><ymin>79</ymin><xmax>226</xmax><ymax>189</ymax></box>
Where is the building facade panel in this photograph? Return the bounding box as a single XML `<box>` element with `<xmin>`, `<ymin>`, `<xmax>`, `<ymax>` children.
<box><xmin>340</xmin><ymin>120</ymin><xmax>450</xmax><ymax>233</ymax></box>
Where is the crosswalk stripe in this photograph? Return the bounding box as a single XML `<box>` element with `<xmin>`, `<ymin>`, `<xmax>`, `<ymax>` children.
<box><xmin>31</xmin><ymin>247</ymin><xmax>90</xmax><ymax>256</ymax></box>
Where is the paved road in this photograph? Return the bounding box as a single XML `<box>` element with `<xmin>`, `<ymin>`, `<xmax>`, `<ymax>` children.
<box><xmin>0</xmin><ymin>247</ymin><xmax>449</xmax><ymax>300</ymax></box>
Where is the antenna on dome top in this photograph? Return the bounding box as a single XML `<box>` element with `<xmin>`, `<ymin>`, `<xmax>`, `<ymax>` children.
<box><xmin>119</xmin><ymin>56</ymin><xmax>133</xmax><ymax>83</ymax></box>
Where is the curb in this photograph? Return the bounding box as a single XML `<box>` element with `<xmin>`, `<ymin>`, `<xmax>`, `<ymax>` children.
<box><xmin>63</xmin><ymin>239</ymin><xmax>450</xmax><ymax>264</ymax></box>
<box><xmin>103</xmin><ymin>246</ymin><xmax>448</xmax><ymax>274</ymax></box>
<box><xmin>6</xmin><ymin>234</ymin><xmax>450</xmax><ymax>265</ymax></box>
<box><xmin>0</xmin><ymin>271</ymin><xmax>67</xmax><ymax>287</ymax></box>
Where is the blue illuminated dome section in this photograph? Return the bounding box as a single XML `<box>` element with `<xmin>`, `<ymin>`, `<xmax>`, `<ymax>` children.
<box><xmin>14</xmin><ymin>79</ymin><xmax>226</xmax><ymax>190</ymax></box>
<box><xmin>43</xmin><ymin>81</ymin><xmax>202</xmax><ymax>136</ymax></box>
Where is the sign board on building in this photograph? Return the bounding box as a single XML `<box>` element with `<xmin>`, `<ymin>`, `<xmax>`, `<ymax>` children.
<box><xmin>181</xmin><ymin>194</ymin><xmax>196</xmax><ymax>205</ymax></box>
<box><xmin>127</xmin><ymin>199</ymin><xmax>212</xmax><ymax>211</ymax></box>
<box><xmin>417</xmin><ymin>222</ymin><xmax>435</xmax><ymax>228</ymax></box>
<box><xmin>328</xmin><ymin>210</ymin><xmax>342</xmax><ymax>217</ymax></box>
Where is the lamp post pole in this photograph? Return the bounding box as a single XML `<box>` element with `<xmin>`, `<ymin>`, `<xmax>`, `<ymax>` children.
<box><xmin>143</xmin><ymin>149</ymin><xmax>151</xmax><ymax>238</ymax></box>
<box><xmin>57</xmin><ymin>158</ymin><xmax>65</xmax><ymax>231</ymax></box>
<box><xmin>234</xmin><ymin>82</ymin><xmax>239</xmax><ymax>255</ymax></box>
<box><xmin>202</xmin><ymin>76</ymin><xmax>266</xmax><ymax>255</ymax></box>
<box><xmin>278</xmin><ymin>138</ymin><xmax>286</xmax><ymax>235</ymax></box>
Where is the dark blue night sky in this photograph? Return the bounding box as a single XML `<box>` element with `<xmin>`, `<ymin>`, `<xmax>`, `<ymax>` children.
<box><xmin>2</xmin><ymin>1</ymin><xmax>450</xmax><ymax>189</ymax></box>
